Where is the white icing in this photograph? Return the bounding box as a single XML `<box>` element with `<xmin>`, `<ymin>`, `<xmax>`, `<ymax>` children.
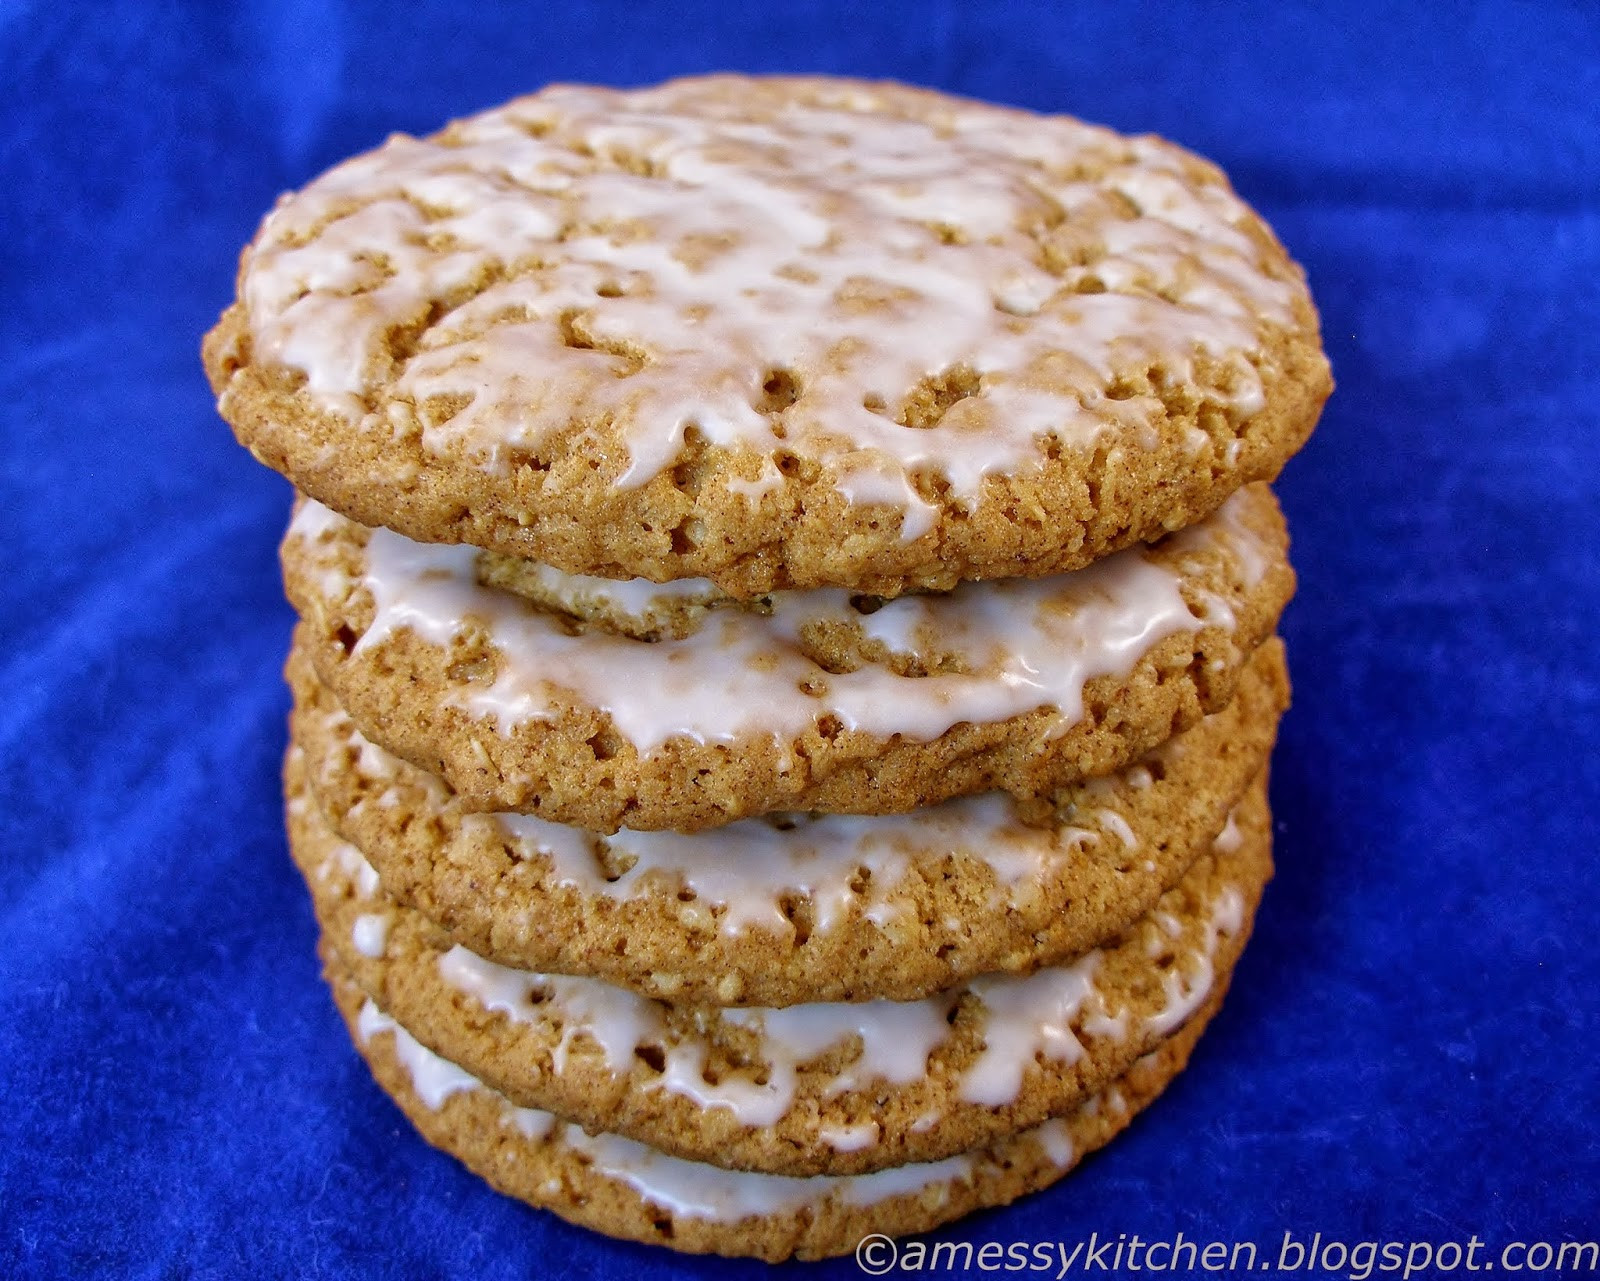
<box><xmin>571</xmin><ymin>1129</ymin><xmax>842</xmax><ymax>1219</ymax></box>
<box><xmin>354</xmin><ymin>736</ymin><xmax>403</xmax><ymax>787</ymax></box>
<box><xmin>301</xmin><ymin>486</ymin><xmax>1266</xmax><ymax>752</ymax></box>
<box><xmin>1167</xmin><ymin>484</ymin><xmax>1270</xmax><ymax>588</ymax></box>
<box><xmin>1144</xmin><ymin>885</ymin><xmax>1245</xmax><ymax>1036</ymax></box>
<box><xmin>725</xmin><ymin>460</ymin><xmax>784</xmax><ymax>503</ymax></box>
<box><xmin>508</xmin><ymin>560</ymin><xmax>721</xmax><ymax>633</ymax></box>
<box><xmin>323</xmin><ymin>836</ymin><xmax>382</xmax><ymax>899</ymax></box>
<box><xmin>1034</xmin><ymin>1118</ymin><xmax>1076</xmax><ymax>1167</ymax></box>
<box><xmin>725</xmin><ymin>999</ymin><xmax>956</xmax><ymax>1100</ymax></box>
<box><xmin>434</xmin><ymin>944</ymin><xmax>951</xmax><ymax>1127</ymax></box>
<box><xmin>958</xmin><ymin>957</ymin><xmax>1103</xmax><ymax>1106</ymax></box>
<box><xmin>430</xmin><ymin>933</ymin><xmax>1133</xmax><ymax>1120</ymax></box>
<box><xmin>504</xmin><ymin>1106</ymin><xmax>557</xmax><ymax>1140</ymax></box>
<box><xmin>1212</xmin><ymin>810</ymin><xmax>1243</xmax><ymax>854</ymax></box>
<box><xmin>495</xmin><ymin>807</ymin><xmax>911</xmax><ymax>937</ymax></box>
<box><xmin>985</xmin><ymin>828</ymin><xmax>1099</xmax><ymax>890</ymax></box>
<box><xmin>321</xmin><ymin>684</ymin><xmax>1254</xmax><ymax>970</ymax></box>
<box><xmin>437</xmin><ymin>947</ymin><xmax>660</xmax><ymax>1077</ymax></box>
<box><xmin>244</xmin><ymin>79</ymin><xmax>1292</xmax><ymax>526</ymax></box>
<box><xmin>833</xmin><ymin>1154</ymin><xmax>975</xmax><ymax>1208</ymax></box>
<box><xmin>361</xmin><ymin>997</ymin><xmax>979</xmax><ymax>1221</ymax></box>
<box><xmin>339</xmin><ymin>805</ymin><xmax>1250</xmax><ymax>1126</ymax></box>
<box><xmin>1095</xmin><ymin>809</ymin><xmax>1137</xmax><ymax>850</ymax></box>
<box><xmin>356</xmin><ymin>1001</ymin><xmax>476</xmax><ymax>1108</ymax></box>
<box><xmin>1081</xmin><ymin>1008</ymin><xmax>1130</xmax><ymax>1042</ymax></box>
<box><xmin>351</xmin><ymin>913</ymin><xmax>390</xmax><ymax>958</ymax></box>
<box><xmin>818</xmin><ymin>1121</ymin><xmax>880</xmax><ymax>1152</ymax></box>
<box><xmin>287</xmin><ymin>499</ymin><xmax>359</xmax><ymax>601</ymax></box>
<box><xmin>572</xmin><ymin>1126</ymin><xmax>974</xmax><ymax>1219</ymax></box>
<box><xmin>492</xmin><ymin>789</ymin><xmax>1096</xmax><ymax>937</ymax></box>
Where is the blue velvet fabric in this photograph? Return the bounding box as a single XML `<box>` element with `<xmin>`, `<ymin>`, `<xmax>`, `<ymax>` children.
<box><xmin>3</xmin><ymin>3</ymin><xmax>1597</xmax><ymax>1276</ymax></box>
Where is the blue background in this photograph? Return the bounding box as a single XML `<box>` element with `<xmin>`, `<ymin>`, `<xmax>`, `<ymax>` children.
<box><xmin>3</xmin><ymin>2</ymin><xmax>1597</xmax><ymax>1276</ymax></box>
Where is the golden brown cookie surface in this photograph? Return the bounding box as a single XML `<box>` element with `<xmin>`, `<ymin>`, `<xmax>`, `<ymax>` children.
<box><xmin>290</xmin><ymin>758</ymin><xmax>1270</xmax><ymax>1176</ymax></box>
<box><xmin>282</xmin><ymin>483</ymin><xmax>1292</xmax><ymax>830</ymax></box>
<box><xmin>290</xmin><ymin>637</ymin><xmax>1287</xmax><ymax>1004</ymax></box>
<box><xmin>328</xmin><ymin>961</ymin><xmax>1226</xmax><ymax>1261</ymax></box>
<box><xmin>205</xmin><ymin>74</ymin><xmax>1330</xmax><ymax>596</ymax></box>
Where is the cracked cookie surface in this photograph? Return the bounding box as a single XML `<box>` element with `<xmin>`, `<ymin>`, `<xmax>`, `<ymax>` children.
<box><xmin>281</xmin><ymin>483</ymin><xmax>1292</xmax><ymax>830</ymax></box>
<box><xmin>292</xmin><ymin>752</ymin><xmax>1270</xmax><ymax>1177</ymax></box>
<box><xmin>290</xmin><ymin>636</ymin><xmax>1286</xmax><ymax>1004</ymax></box>
<box><xmin>331</xmin><ymin>961</ymin><xmax>1222</xmax><ymax>1261</ymax></box>
<box><xmin>206</xmin><ymin>74</ymin><xmax>1330</xmax><ymax>595</ymax></box>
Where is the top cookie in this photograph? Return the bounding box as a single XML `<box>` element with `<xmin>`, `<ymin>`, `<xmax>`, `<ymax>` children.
<box><xmin>204</xmin><ymin>74</ymin><xmax>1330</xmax><ymax>597</ymax></box>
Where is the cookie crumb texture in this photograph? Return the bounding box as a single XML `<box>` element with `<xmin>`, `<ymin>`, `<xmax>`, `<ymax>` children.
<box><xmin>290</xmin><ymin>637</ymin><xmax>1287</xmax><ymax>1005</ymax></box>
<box><xmin>296</xmin><ymin>764</ymin><xmax>1269</xmax><ymax>1176</ymax></box>
<box><xmin>329</xmin><ymin>963</ymin><xmax>1220</xmax><ymax>1260</ymax></box>
<box><xmin>206</xmin><ymin>74</ymin><xmax>1330</xmax><ymax>595</ymax></box>
<box><xmin>281</xmin><ymin>483</ymin><xmax>1293</xmax><ymax>831</ymax></box>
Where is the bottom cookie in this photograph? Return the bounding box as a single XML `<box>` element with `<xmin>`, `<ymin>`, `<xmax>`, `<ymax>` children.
<box><xmin>325</xmin><ymin>963</ymin><xmax>1232</xmax><ymax>1261</ymax></box>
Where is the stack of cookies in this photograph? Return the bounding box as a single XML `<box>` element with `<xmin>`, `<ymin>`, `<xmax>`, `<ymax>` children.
<box><xmin>203</xmin><ymin>76</ymin><xmax>1330</xmax><ymax>1260</ymax></box>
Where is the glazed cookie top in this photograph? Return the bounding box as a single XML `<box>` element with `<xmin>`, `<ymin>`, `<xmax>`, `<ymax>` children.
<box><xmin>282</xmin><ymin>483</ymin><xmax>1292</xmax><ymax>830</ymax></box>
<box><xmin>295</xmin><ymin>766</ymin><xmax>1269</xmax><ymax>1176</ymax></box>
<box><xmin>207</xmin><ymin>74</ymin><xmax>1330</xmax><ymax>595</ymax></box>
<box><xmin>335</xmin><ymin>964</ymin><xmax>1213</xmax><ymax>1262</ymax></box>
<box><xmin>290</xmin><ymin>637</ymin><xmax>1288</xmax><ymax>1004</ymax></box>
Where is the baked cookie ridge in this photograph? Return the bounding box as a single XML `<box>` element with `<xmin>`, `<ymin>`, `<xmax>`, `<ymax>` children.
<box><xmin>326</xmin><ymin>957</ymin><xmax>1228</xmax><ymax>1261</ymax></box>
<box><xmin>289</xmin><ymin>636</ymin><xmax>1288</xmax><ymax>1004</ymax></box>
<box><xmin>281</xmin><ymin>481</ymin><xmax>1293</xmax><ymax>829</ymax></box>
<box><xmin>206</xmin><ymin>74</ymin><xmax>1330</xmax><ymax>595</ymax></box>
<box><xmin>290</xmin><ymin>759</ymin><xmax>1272</xmax><ymax>1177</ymax></box>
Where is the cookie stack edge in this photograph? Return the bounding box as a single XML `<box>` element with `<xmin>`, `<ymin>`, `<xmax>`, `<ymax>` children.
<box><xmin>203</xmin><ymin>73</ymin><xmax>1329</xmax><ymax>1260</ymax></box>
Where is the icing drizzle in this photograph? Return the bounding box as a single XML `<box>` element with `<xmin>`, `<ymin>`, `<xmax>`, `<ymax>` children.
<box><xmin>242</xmin><ymin>78</ymin><xmax>1299</xmax><ymax>527</ymax></box>
<box><xmin>323</xmin><ymin>817</ymin><xmax>1249</xmax><ymax>1128</ymax></box>
<box><xmin>290</xmin><ymin>484</ymin><xmax>1269</xmax><ymax>753</ymax></box>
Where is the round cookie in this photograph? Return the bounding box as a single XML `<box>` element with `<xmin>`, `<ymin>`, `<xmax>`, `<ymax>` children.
<box><xmin>289</xmin><ymin>763</ymin><xmax>1270</xmax><ymax>1177</ymax></box>
<box><xmin>205</xmin><ymin>74</ymin><xmax>1330</xmax><ymax>598</ymax></box>
<box><xmin>328</xmin><ymin>962</ymin><xmax>1225</xmax><ymax>1261</ymax></box>
<box><xmin>289</xmin><ymin>636</ymin><xmax>1288</xmax><ymax>1005</ymax></box>
<box><xmin>281</xmin><ymin>482</ymin><xmax>1293</xmax><ymax>831</ymax></box>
